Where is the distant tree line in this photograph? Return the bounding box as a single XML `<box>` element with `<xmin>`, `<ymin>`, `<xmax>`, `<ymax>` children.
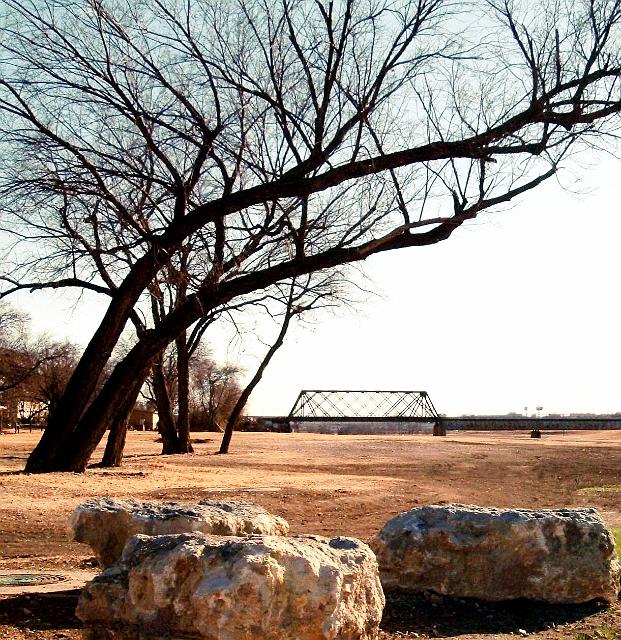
<box><xmin>0</xmin><ymin>301</ymin><xmax>77</xmax><ymax>429</ymax></box>
<box><xmin>0</xmin><ymin>300</ymin><xmax>244</xmax><ymax>447</ymax></box>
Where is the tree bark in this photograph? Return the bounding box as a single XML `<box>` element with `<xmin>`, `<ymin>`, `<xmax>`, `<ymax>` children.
<box><xmin>175</xmin><ymin>331</ymin><xmax>193</xmax><ymax>453</ymax></box>
<box><xmin>219</xmin><ymin>307</ymin><xmax>293</xmax><ymax>454</ymax></box>
<box><xmin>25</xmin><ymin>253</ymin><xmax>164</xmax><ymax>472</ymax></box>
<box><xmin>102</xmin><ymin>371</ymin><xmax>144</xmax><ymax>467</ymax></box>
<box><xmin>100</xmin><ymin>417</ymin><xmax>129</xmax><ymax>467</ymax></box>
<box><xmin>50</xmin><ymin>299</ymin><xmax>199</xmax><ymax>471</ymax></box>
<box><xmin>56</xmin><ymin>345</ymin><xmax>158</xmax><ymax>471</ymax></box>
<box><xmin>151</xmin><ymin>356</ymin><xmax>181</xmax><ymax>454</ymax></box>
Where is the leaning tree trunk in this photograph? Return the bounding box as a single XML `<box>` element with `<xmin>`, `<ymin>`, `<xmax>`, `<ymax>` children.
<box><xmin>27</xmin><ymin>266</ymin><xmax>298</xmax><ymax>471</ymax></box>
<box><xmin>151</xmin><ymin>356</ymin><xmax>182</xmax><ymax>454</ymax></box>
<box><xmin>25</xmin><ymin>253</ymin><xmax>163</xmax><ymax>472</ymax></box>
<box><xmin>100</xmin><ymin>417</ymin><xmax>129</xmax><ymax>468</ymax></box>
<box><xmin>100</xmin><ymin>375</ymin><xmax>143</xmax><ymax>467</ymax></box>
<box><xmin>58</xmin><ymin>350</ymin><xmax>156</xmax><ymax>472</ymax></box>
<box><xmin>219</xmin><ymin>300</ymin><xmax>294</xmax><ymax>454</ymax></box>
<box><xmin>175</xmin><ymin>331</ymin><xmax>193</xmax><ymax>454</ymax></box>
<box><xmin>52</xmin><ymin>298</ymin><xmax>200</xmax><ymax>471</ymax></box>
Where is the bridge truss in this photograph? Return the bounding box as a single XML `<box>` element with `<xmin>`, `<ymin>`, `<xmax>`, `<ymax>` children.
<box><xmin>288</xmin><ymin>390</ymin><xmax>439</xmax><ymax>421</ymax></box>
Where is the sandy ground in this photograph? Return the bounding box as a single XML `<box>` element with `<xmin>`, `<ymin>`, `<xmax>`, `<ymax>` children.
<box><xmin>0</xmin><ymin>429</ymin><xmax>620</xmax><ymax>639</ymax></box>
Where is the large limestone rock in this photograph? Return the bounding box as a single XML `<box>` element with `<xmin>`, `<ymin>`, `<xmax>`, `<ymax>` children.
<box><xmin>77</xmin><ymin>532</ymin><xmax>385</xmax><ymax>640</ymax></box>
<box><xmin>372</xmin><ymin>504</ymin><xmax>620</xmax><ymax>603</ymax></box>
<box><xmin>69</xmin><ymin>498</ymin><xmax>289</xmax><ymax>567</ymax></box>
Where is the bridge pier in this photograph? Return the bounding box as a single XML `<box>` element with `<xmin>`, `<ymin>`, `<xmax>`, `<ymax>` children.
<box><xmin>433</xmin><ymin>420</ymin><xmax>446</xmax><ymax>436</ymax></box>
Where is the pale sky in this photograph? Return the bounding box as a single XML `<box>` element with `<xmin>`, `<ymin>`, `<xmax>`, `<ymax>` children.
<box><xmin>11</xmin><ymin>155</ymin><xmax>621</xmax><ymax>418</ymax></box>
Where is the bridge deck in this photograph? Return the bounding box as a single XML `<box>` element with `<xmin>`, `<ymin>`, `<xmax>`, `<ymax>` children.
<box><xmin>253</xmin><ymin>416</ymin><xmax>621</xmax><ymax>432</ymax></box>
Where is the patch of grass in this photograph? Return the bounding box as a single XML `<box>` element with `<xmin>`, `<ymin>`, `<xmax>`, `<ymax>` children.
<box><xmin>578</xmin><ymin>485</ymin><xmax>621</xmax><ymax>495</ymax></box>
<box><xmin>575</xmin><ymin>626</ymin><xmax>619</xmax><ymax>640</ymax></box>
<box><xmin>612</xmin><ymin>528</ymin><xmax>621</xmax><ymax>552</ymax></box>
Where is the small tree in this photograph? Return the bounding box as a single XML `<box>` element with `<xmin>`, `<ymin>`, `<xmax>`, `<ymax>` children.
<box><xmin>0</xmin><ymin>302</ymin><xmax>37</xmax><ymax>399</ymax></box>
<box><xmin>219</xmin><ymin>271</ymin><xmax>350</xmax><ymax>453</ymax></box>
<box><xmin>0</xmin><ymin>302</ymin><xmax>76</xmax><ymax>427</ymax></box>
<box><xmin>34</xmin><ymin>341</ymin><xmax>79</xmax><ymax>418</ymax></box>
<box><xmin>189</xmin><ymin>354</ymin><xmax>242</xmax><ymax>432</ymax></box>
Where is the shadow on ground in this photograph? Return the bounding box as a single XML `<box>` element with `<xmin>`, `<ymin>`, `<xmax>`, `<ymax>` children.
<box><xmin>0</xmin><ymin>588</ymin><xmax>608</xmax><ymax>637</ymax></box>
<box><xmin>0</xmin><ymin>590</ymin><xmax>81</xmax><ymax>631</ymax></box>
<box><xmin>382</xmin><ymin>590</ymin><xmax>607</xmax><ymax>636</ymax></box>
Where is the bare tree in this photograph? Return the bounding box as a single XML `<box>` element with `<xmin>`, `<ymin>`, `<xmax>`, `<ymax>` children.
<box><xmin>146</xmin><ymin>265</ymin><xmax>217</xmax><ymax>454</ymax></box>
<box><xmin>149</xmin><ymin>350</ymin><xmax>182</xmax><ymax>454</ymax></box>
<box><xmin>189</xmin><ymin>353</ymin><xmax>242</xmax><ymax>432</ymax></box>
<box><xmin>0</xmin><ymin>302</ymin><xmax>36</xmax><ymax>397</ymax></box>
<box><xmin>0</xmin><ymin>302</ymin><xmax>77</xmax><ymax>428</ymax></box>
<box><xmin>218</xmin><ymin>299</ymin><xmax>295</xmax><ymax>455</ymax></box>
<box><xmin>34</xmin><ymin>341</ymin><xmax>79</xmax><ymax>417</ymax></box>
<box><xmin>219</xmin><ymin>272</ymin><xmax>348</xmax><ymax>453</ymax></box>
<box><xmin>0</xmin><ymin>0</ymin><xmax>618</xmax><ymax>471</ymax></box>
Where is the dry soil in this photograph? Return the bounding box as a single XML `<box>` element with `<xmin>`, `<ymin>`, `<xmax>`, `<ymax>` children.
<box><xmin>0</xmin><ymin>429</ymin><xmax>620</xmax><ymax>640</ymax></box>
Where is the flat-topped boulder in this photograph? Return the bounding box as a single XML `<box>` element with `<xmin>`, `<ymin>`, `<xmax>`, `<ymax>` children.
<box><xmin>77</xmin><ymin>532</ymin><xmax>385</xmax><ymax>640</ymax></box>
<box><xmin>69</xmin><ymin>498</ymin><xmax>289</xmax><ymax>567</ymax></box>
<box><xmin>371</xmin><ymin>504</ymin><xmax>620</xmax><ymax>603</ymax></box>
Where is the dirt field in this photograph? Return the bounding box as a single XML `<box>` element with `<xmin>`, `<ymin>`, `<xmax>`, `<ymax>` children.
<box><xmin>1</xmin><ymin>430</ymin><xmax>620</xmax><ymax>639</ymax></box>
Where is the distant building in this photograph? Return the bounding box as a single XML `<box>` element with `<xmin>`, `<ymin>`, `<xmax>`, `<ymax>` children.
<box><xmin>128</xmin><ymin>407</ymin><xmax>158</xmax><ymax>431</ymax></box>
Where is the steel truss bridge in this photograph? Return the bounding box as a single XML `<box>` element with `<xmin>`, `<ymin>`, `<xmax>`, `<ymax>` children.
<box><xmin>274</xmin><ymin>390</ymin><xmax>621</xmax><ymax>434</ymax></box>
<box><xmin>288</xmin><ymin>390</ymin><xmax>439</xmax><ymax>422</ymax></box>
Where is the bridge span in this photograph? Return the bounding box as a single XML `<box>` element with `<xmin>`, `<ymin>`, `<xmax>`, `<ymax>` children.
<box><xmin>265</xmin><ymin>389</ymin><xmax>621</xmax><ymax>434</ymax></box>
<box><xmin>442</xmin><ymin>417</ymin><xmax>621</xmax><ymax>431</ymax></box>
<box><xmin>287</xmin><ymin>416</ymin><xmax>621</xmax><ymax>434</ymax></box>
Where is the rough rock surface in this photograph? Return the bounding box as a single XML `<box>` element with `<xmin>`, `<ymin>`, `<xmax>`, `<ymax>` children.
<box><xmin>371</xmin><ymin>504</ymin><xmax>620</xmax><ymax>603</ymax></box>
<box><xmin>77</xmin><ymin>532</ymin><xmax>385</xmax><ymax>640</ymax></box>
<box><xmin>69</xmin><ymin>498</ymin><xmax>289</xmax><ymax>567</ymax></box>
